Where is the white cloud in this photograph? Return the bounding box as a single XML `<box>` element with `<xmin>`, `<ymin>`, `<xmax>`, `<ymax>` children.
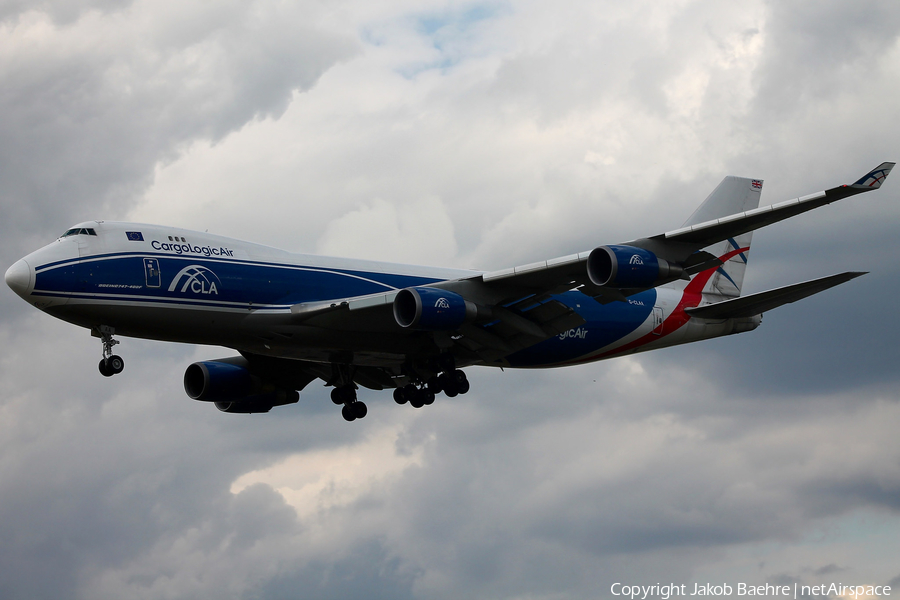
<box><xmin>231</xmin><ymin>423</ymin><xmax>430</xmax><ymax>520</ymax></box>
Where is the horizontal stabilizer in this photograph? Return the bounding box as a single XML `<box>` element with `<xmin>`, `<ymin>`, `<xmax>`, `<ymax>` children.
<box><xmin>685</xmin><ymin>272</ymin><xmax>866</xmax><ymax>319</ymax></box>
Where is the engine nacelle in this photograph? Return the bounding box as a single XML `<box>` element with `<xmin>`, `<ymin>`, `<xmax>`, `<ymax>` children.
<box><xmin>184</xmin><ymin>358</ymin><xmax>299</xmax><ymax>414</ymax></box>
<box><xmin>184</xmin><ymin>359</ymin><xmax>253</xmax><ymax>401</ymax></box>
<box><xmin>587</xmin><ymin>245</ymin><xmax>683</xmax><ymax>288</ymax></box>
<box><xmin>393</xmin><ymin>287</ymin><xmax>474</xmax><ymax>330</ymax></box>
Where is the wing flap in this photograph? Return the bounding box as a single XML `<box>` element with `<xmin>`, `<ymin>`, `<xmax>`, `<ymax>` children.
<box><xmin>685</xmin><ymin>272</ymin><xmax>866</xmax><ymax>319</ymax></box>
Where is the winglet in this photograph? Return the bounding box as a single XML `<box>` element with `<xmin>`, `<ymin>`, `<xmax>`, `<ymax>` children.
<box><xmin>851</xmin><ymin>162</ymin><xmax>895</xmax><ymax>189</ymax></box>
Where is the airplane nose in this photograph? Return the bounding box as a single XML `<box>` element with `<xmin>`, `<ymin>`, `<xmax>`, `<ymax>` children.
<box><xmin>5</xmin><ymin>258</ymin><xmax>33</xmax><ymax>298</ymax></box>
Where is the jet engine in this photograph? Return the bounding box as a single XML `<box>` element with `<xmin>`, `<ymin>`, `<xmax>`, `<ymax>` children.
<box><xmin>587</xmin><ymin>245</ymin><xmax>683</xmax><ymax>288</ymax></box>
<box><xmin>184</xmin><ymin>357</ymin><xmax>299</xmax><ymax>414</ymax></box>
<box><xmin>393</xmin><ymin>287</ymin><xmax>476</xmax><ymax>330</ymax></box>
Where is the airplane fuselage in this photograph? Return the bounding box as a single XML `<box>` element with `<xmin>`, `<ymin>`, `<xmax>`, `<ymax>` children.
<box><xmin>8</xmin><ymin>221</ymin><xmax>755</xmax><ymax>371</ymax></box>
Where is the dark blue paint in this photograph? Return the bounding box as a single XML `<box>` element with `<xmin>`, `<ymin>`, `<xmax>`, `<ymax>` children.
<box><xmin>34</xmin><ymin>254</ymin><xmax>443</xmax><ymax>308</ymax></box>
<box><xmin>32</xmin><ymin>253</ymin><xmax>661</xmax><ymax>369</ymax></box>
<box><xmin>505</xmin><ymin>289</ymin><xmax>657</xmax><ymax>367</ymax></box>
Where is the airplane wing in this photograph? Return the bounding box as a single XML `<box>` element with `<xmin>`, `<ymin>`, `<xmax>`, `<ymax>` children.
<box><xmin>269</xmin><ymin>163</ymin><xmax>891</xmax><ymax>364</ymax></box>
<box><xmin>468</xmin><ymin>162</ymin><xmax>894</xmax><ymax>302</ymax></box>
<box><xmin>631</xmin><ymin>162</ymin><xmax>894</xmax><ymax>262</ymax></box>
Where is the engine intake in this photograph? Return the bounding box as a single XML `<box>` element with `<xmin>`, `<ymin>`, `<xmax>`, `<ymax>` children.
<box><xmin>393</xmin><ymin>287</ymin><xmax>476</xmax><ymax>331</ymax></box>
<box><xmin>587</xmin><ymin>245</ymin><xmax>683</xmax><ymax>288</ymax></box>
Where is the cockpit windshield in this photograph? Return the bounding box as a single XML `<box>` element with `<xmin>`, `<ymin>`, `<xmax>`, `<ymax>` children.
<box><xmin>60</xmin><ymin>228</ymin><xmax>98</xmax><ymax>238</ymax></box>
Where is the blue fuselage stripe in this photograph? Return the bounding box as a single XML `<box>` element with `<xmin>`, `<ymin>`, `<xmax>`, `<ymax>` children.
<box><xmin>34</xmin><ymin>253</ymin><xmax>442</xmax><ymax>308</ymax></box>
<box><xmin>33</xmin><ymin>251</ymin><xmax>663</xmax><ymax>366</ymax></box>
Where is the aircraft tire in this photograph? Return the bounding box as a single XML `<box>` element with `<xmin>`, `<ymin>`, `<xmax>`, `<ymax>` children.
<box><xmin>332</xmin><ymin>386</ymin><xmax>356</xmax><ymax>405</ymax></box>
<box><xmin>438</xmin><ymin>372</ymin><xmax>454</xmax><ymax>393</ymax></box>
<box><xmin>409</xmin><ymin>390</ymin><xmax>425</xmax><ymax>409</ymax></box>
<box><xmin>341</xmin><ymin>404</ymin><xmax>356</xmax><ymax>421</ymax></box>
<box><xmin>352</xmin><ymin>401</ymin><xmax>368</xmax><ymax>419</ymax></box>
<box><xmin>109</xmin><ymin>355</ymin><xmax>124</xmax><ymax>374</ymax></box>
<box><xmin>457</xmin><ymin>378</ymin><xmax>470</xmax><ymax>395</ymax></box>
<box><xmin>98</xmin><ymin>359</ymin><xmax>114</xmax><ymax>377</ymax></box>
<box><xmin>423</xmin><ymin>390</ymin><xmax>435</xmax><ymax>405</ymax></box>
<box><xmin>403</xmin><ymin>384</ymin><xmax>417</xmax><ymax>402</ymax></box>
<box><xmin>393</xmin><ymin>388</ymin><xmax>407</xmax><ymax>404</ymax></box>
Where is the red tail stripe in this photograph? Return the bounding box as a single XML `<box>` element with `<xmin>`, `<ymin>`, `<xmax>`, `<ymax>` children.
<box><xmin>561</xmin><ymin>246</ymin><xmax>750</xmax><ymax>365</ymax></box>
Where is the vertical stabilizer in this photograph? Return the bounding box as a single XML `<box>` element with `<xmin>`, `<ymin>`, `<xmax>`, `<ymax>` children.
<box><xmin>683</xmin><ymin>176</ymin><xmax>763</xmax><ymax>298</ymax></box>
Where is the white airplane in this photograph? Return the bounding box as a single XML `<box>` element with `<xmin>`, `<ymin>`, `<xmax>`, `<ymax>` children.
<box><xmin>5</xmin><ymin>163</ymin><xmax>894</xmax><ymax>421</ymax></box>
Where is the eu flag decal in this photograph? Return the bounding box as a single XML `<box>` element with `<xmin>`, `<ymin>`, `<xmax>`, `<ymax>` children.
<box><xmin>126</xmin><ymin>231</ymin><xmax>144</xmax><ymax>241</ymax></box>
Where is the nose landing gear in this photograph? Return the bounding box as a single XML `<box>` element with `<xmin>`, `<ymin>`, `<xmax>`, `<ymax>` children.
<box><xmin>95</xmin><ymin>326</ymin><xmax>124</xmax><ymax>377</ymax></box>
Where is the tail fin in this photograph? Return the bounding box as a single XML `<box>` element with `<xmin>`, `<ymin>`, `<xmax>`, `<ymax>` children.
<box><xmin>682</xmin><ymin>176</ymin><xmax>763</xmax><ymax>298</ymax></box>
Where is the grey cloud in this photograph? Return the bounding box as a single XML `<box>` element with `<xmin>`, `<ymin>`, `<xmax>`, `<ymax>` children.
<box><xmin>3</xmin><ymin>1</ymin><xmax>900</xmax><ymax>599</ymax></box>
<box><xmin>247</xmin><ymin>539</ymin><xmax>418</xmax><ymax>600</ymax></box>
<box><xmin>0</xmin><ymin>1</ymin><xmax>356</xmax><ymax>271</ymax></box>
<box><xmin>756</xmin><ymin>0</ymin><xmax>900</xmax><ymax>105</ymax></box>
<box><xmin>0</xmin><ymin>0</ymin><xmax>134</xmax><ymax>25</ymax></box>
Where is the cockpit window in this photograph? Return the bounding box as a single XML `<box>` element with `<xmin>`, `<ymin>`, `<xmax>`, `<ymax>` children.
<box><xmin>60</xmin><ymin>227</ymin><xmax>98</xmax><ymax>238</ymax></box>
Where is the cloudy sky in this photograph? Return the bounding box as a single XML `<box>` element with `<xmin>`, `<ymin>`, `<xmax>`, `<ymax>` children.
<box><xmin>2</xmin><ymin>1</ymin><xmax>900</xmax><ymax>598</ymax></box>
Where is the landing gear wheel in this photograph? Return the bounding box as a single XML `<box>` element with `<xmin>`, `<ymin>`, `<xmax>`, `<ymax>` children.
<box><xmin>108</xmin><ymin>355</ymin><xmax>124</xmax><ymax>374</ymax></box>
<box><xmin>454</xmin><ymin>370</ymin><xmax>469</xmax><ymax>394</ymax></box>
<box><xmin>409</xmin><ymin>390</ymin><xmax>425</xmax><ymax>409</ymax></box>
<box><xmin>427</xmin><ymin>376</ymin><xmax>443</xmax><ymax>394</ymax></box>
<box><xmin>331</xmin><ymin>388</ymin><xmax>344</xmax><ymax>405</ymax></box>
<box><xmin>98</xmin><ymin>359</ymin><xmax>114</xmax><ymax>377</ymax></box>
<box><xmin>403</xmin><ymin>384</ymin><xmax>417</xmax><ymax>402</ymax></box>
<box><xmin>352</xmin><ymin>401</ymin><xmax>368</xmax><ymax>419</ymax></box>
<box><xmin>438</xmin><ymin>372</ymin><xmax>456</xmax><ymax>396</ymax></box>
<box><xmin>441</xmin><ymin>372</ymin><xmax>459</xmax><ymax>397</ymax></box>
<box><xmin>393</xmin><ymin>388</ymin><xmax>407</xmax><ymax>404</ymax></box>
<box><xmin>423</xmin><ymin>390</ymin><xmax>435</xmax><ymax>406</ymax></box>
<box><xmin>341</xmin><ymin>404</ymin><xmax>357</xmax><ymax>421</ymax></box>
<box><xmin>331</xmin><ymin>386</ymin><xmax>356</xmax><ymax>405</ymax></box>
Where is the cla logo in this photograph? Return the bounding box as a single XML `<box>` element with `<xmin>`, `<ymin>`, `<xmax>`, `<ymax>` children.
<box><xmin>168</xmin><ymin>265</ymin><xmax>221</xmax><ymax>295</ymax></box>
<box><xmin>629</xmin><ymin>254</ymin><xmax>644</xmax><ymax>265</ymax></box>
<box><xmin>434</xmin><ymin>297</ymin><xmax>451</xmax><ymax>309</ymax></box>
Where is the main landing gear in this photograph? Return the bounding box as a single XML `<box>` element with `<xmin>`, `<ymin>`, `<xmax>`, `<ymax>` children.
<box><xmin>328</xmin><ymin>357</ymin><xmax>470</xmax><ymax>422</ymax></box>
<box><xmin>331</xmin><ymin>385</ymin><xmax>368</xmax><ymax>422</ymax></box>
<box><xmin>392</xmin><ymin>369</ymin><xmax>470</xmax><ymax>408</ymax></box>
<box><xmin>96</xmin><ymin>326</ymin><xmax>124</xmax><ymax>377</ymax></box>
